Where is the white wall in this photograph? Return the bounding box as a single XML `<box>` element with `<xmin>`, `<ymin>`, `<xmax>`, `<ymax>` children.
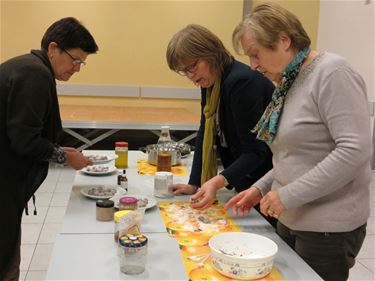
<box><xmin>317</xmin><ymin>0</ymin><xmax>374</xmax><ymax>102</ymax></box>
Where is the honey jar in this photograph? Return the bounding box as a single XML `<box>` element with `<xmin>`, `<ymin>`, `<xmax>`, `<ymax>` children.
<box><xmin>115</xmin><ymin>141</ymin><xmax>128</xmax><ymax>169</ymax></box>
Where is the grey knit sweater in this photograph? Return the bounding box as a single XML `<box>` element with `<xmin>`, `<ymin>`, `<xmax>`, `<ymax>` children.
<box><xmin>255</xmin><ymin>52</ymin><xmax>373</xmax><ymax>232</ymax></box>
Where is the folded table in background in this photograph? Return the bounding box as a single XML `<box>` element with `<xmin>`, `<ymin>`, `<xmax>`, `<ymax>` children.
<box><xmin>60</xmin><ymin>104</ymin><xmax>200</xmax><ymax>150</ymax></box>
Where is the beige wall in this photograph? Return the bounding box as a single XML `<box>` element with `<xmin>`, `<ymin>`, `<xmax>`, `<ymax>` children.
<box><xmin>1</xmin><ymin>0</ymin><xmax>245</xmax><ymax>87</ymax></box>
<box><xmin>1</xmin><ymin>0</ymin><xmax>320</xmax><ymax>107</ymax></box>
<box><xmin>252</xmin><ymin>0</ymin><xmax>319</xmax><ymax>51</ymax></box>
<box><xmin>1</xmin><ymin>0</ymin><xmax>320</xmax><ymax>85</ymax></box>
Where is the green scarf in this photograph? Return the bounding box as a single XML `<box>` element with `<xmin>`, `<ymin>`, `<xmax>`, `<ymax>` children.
<box><xmin>252</xmin><ymin>47</ymin><xmax>311</xmax><ymax>144</ymax></box>
<box><xmin>201</xmin><ymin>77</ymin><xmax>221</xmax><ymax>185</ymax></box>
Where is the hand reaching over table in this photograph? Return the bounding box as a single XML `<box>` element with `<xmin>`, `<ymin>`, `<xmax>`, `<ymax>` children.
<box><xmin>171</xmin><ymin>183</ymin><xmax>197</xmax><ymax>195</ymax></box>
<box><xmin>63</xmin><ymin>147</ymin><xmax>92</xmax><ymax>170</ymax></box>
<box><xmin>224</xmin><ymin>186</ymin><xmax>263</xmax><ymax>216</ymax></box>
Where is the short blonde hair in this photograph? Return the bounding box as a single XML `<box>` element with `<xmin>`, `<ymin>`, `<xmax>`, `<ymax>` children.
<box><xmin>166</xmin><ymin>24</ymin><xmax>232</xmax><ymax>74</ymax></box>
<box><xmin>233</xmin><ymin>3</ymin><xmax>311</xmax><ymax>54</ymax></box>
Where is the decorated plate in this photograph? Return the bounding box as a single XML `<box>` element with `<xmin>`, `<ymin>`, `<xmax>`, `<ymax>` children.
<box><xmin>111</xmin><ymin>194</ymin><xmax>157</xmax><ymax>211</ymax></box>
<box><xmin>83</xmin><ymin>153</ymin><xmax>118</xmax><ymax>164</ymax></box>
<box><xmin>80</xmin><ymin>165</ymin><xmax>116</xmax><ymax>176</ymax></box>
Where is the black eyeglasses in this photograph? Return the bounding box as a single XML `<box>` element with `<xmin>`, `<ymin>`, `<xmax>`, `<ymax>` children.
<box><xmin>61</xmin><ymin>48</ymin><xmax>86</xmax><ymax>66</ymax></box>
<box><xmin>177</xmin><ymin>60</ymin><xmax>199</xmax><ymax>76</ymax></box>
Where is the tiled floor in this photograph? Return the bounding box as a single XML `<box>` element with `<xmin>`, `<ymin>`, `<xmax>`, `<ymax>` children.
<box><xmin>19</xmin><ymin>166</ymin><xmax>375</xmax><ymax>280</ymax></box>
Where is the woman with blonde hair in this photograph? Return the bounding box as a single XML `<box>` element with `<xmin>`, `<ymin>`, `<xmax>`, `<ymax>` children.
<box><xmin>225</xmin><ymin>3</ymin><xmax>372</xmax><ymax>280</ymax></box>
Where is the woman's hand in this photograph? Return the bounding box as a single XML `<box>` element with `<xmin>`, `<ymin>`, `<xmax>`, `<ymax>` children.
<box><xmin>63</xmin><ymin>147</ymin><xmax>92</xmax><ymax>170</ymax></box>
<box><xmin>259</xmin><ymin>190</ymin><xmax>285</xmax><ymax>219</ymax></box>
<box><xmin>190</xmin><ymin>175</ymin><xmax>227</xmax><ymax>210</ymax></box>
<box><xmin>224</xmin><ymin>186</ymin><xmax>262</xmax><ymax>216</ymax></box>
<box><xmin>171</xmin><ymin>183</ymin><xmax>197</xmax><ymax>195</ymax></box>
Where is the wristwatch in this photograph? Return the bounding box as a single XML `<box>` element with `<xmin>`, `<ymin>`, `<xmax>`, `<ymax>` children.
<box><xmin>51</xmin><ymin>146</ymin><xmax>67</xmax><ymax>164</ymax></box>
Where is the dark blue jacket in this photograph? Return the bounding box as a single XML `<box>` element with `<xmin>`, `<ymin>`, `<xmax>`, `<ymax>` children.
<box><xmin>189</xmin><ymin>60</ymin><xmax>274</xmax><ymax>192</ymax></box>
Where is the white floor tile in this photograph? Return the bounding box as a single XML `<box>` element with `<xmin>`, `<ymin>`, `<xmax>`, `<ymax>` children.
<box><xmin>359</xmin><ymin>258</ymin><xmax>375</xmax><ymax>274</ymax></box>
<box><xmin>54</xmin><ymin>182</ymin><xmax>73</xmax><ymax>193</ymax></box>
<box><xmin>50</xmin><ymin>192</ymin><xmax>71</xmax><ymax>207</ymax></box>
<box><xmin>22</xmin><ymin>207</ymin><xmax>48</xmax><ymax>224</ymax></box>
<box><xmin>58</xmin><ymin>167</ymin><xmax>76</xmax><ymax>182</ymax></box>
<box><xmin>33</xmin><ymin>193</ymin><xmax>53</xmax><ymax>207</ymax></box>
<box><xmin>29</xmin><ymin>244</ymin><xmax>53</xmax><ymax>271</ymax></box>
<box><xmin>36</xmin><ymin>180</ymin><xmax>56</xmax><ymax>193</ymax></box>
<box><xmin>20</xmin><ymin>244</ymin><xmax>36</xmax><ymax>271</ymax></box>
<box><xmin>25</xmin><ymin>270</ymin><xmax>47</xmax><ymax>281</ymax></box>
<box><xmin>349</xmin><ymin>260</ymin><xmax>375</xmax><ymax>281</ymax></box>
<box><xmin>367</xmin><ymin>216</ymin><xmax>375</xmax><ymax>235</ymax></box>
<box><xmin>19</xmin><ymin>270</ymin><xmax>27</xmax><ymax>281</ymax></box>
<box><xmin>44</xmin><ymin>168</ymin><xmax>61</xmax><ymax>182</ymax></box>
<box><xmin>21</xmin><ymin>224</ymin><xmax>43</xmax><ymax>245</ymax></box>
<box><xmin>39</xmin><ymin>224</ymin><xmax>62</xmax><ymax>244</ymax></box>
<box><xmin>44</xmin><ymin>206</ymin><xmax>67</xmax><ymax>224</ymax></box>
<box><xmin>358</xmin><ymin>234</ymin><xmax>375</xmax><ymax>259</ymax></box>
<box><xmin>370</xmin><ymin>206</ymin><xmax>375</xmax><ymax>217</ymax></box>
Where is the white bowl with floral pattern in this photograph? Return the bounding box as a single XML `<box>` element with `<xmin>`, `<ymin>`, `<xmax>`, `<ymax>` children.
<box><xmin>208</xmin><ymin>232</ymin><xmax>278</xmax><ymax>280</ymax></box>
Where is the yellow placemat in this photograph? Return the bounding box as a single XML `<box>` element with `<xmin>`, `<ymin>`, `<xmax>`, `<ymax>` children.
<box><xmin>137</xmin><ymin>159</ymin><xmax>188</xmax><ymax>176</ymax></box>
<box><xmin>158</xmin><ymin>202</ymin><xmax>284</xmax><ymax>281</ymax></box>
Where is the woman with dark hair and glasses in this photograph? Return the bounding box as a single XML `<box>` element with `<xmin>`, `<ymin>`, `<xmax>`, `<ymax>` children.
<box><xmin>0</xmin><ymin>17</ymin><xmax>98</xmax><ymax>280</ymax></box>
<box><xmin>166</xmin><ymin>24</ymin><xmax>275</xmax><ymax>214</ymax></box>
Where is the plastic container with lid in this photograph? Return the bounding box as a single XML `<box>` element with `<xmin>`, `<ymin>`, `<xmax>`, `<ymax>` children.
<box><xmin>119</xmin><ymin>196</ymin><xmax>138</xmax><ymax>211</ymax></box>
<box><xmin>119</xmin><ymin>234</ymin><xmax>148</xmax><ymax>275</ymax></box>
<box><xmin>96</xmin><ymin>199</ymin><xmax>114</xmax><ymax>221</ymax></box>
<box><xmin>115</xmin><ymin>141</ymin><xmax>128</xmax><ymax>169</ymax></box>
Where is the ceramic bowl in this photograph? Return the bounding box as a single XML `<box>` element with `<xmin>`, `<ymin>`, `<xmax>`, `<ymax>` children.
<box><xmin>208</xmin><ymin>232</ymin><xmax>278</xmax><ymax>280</ymax></box>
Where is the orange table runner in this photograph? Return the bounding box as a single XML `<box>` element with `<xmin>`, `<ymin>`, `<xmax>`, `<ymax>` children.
<box><xmin>137</xmin><ymin>159</ymin><xmax>188</xmax><ymax>176</ymax></box>
<box><xmin>158</xmin><ymin>202</ymin><xmax>284</xmax><ymax>281</ymax></box>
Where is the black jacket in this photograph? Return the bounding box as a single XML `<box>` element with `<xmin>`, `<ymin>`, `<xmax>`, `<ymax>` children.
<box><xmin>0</xmin><ymin>50</ymin><xmax>62</xmax><ymax>277</ymax></box>
<box><xmin>188</xmin><ymin>60</ymin><xmax>274</xmax><ymax>192</ymax></box>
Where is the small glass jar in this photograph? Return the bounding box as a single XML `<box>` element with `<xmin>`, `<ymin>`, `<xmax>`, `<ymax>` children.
<box><xmin>119</xmin><ymin>234</ymin><xmax>148</xmax><ymax>275</ymax></box>
<box><xmin>114</xmin><ymin>210</ymin><xmax>133</xmax><ymax>242</ymax></box>
<box><xmin>115</xmin><ymin>141</ymin><xmax>128</xmax><ymax>169</ymax></box>
<box><xmin>119</xmin><ymin>196</ymin><xmax>138</xmax><ymax>211</ymax></box>
<box><xmin>117</xmin><ymin>169</ymin><xmax>128</xmax><ymax>192</ymax></box>
<box><xmin>156</xmin><ymin>148</ymin><xmax>172</xmax><ymax>172</ymax></box>
<box><xmin>96</xmin><ymin>199</ymin><xmax>114</xmax><ymax>221</ymax></box>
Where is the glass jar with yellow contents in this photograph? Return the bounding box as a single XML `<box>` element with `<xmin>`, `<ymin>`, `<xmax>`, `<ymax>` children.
<box><xmin>115</xmin><ymin>141</ymin><xmax>128</xmax><ymax>169</ymax></box>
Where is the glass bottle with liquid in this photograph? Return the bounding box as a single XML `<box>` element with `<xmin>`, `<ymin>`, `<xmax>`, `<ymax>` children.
<box><xmin>157</xmin><ymin>126</ymin><xmax>172</xmax><ymax>172</ymax></box>
<box><xmin>115</xmin><ymin>142</ymin><xmax>128</xmax><ymax>169</ymax></box>
<box><xmin>117</xmin><ymin>169</ymin><xmax>128</xmax><ymax>193</ymax></box>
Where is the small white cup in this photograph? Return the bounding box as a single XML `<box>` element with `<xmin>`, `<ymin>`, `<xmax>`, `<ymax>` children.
<box><xmin>154</xmin><ymin>172</ymin><xmax>173</xmax><ymax>198</ymax></box>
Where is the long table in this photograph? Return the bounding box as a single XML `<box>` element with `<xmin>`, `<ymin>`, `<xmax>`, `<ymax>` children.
<box><xmin>46</xmin><ymin>151</ymin><xmax>322</xmax><ymax>280</ymax></box>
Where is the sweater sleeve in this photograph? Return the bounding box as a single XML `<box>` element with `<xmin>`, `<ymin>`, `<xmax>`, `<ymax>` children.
<box><xmin>253</xmin><ymin>169</ymin><xmax>274</xmax><ymax>196</ymax></box>
<box><xmin>6</xmin><ymin>65</ymin><xmax>55</xmax><ymax>161</ymax></box>
<box><xmin>278</xmin><ymin>66</ymin><xmax>372</xmax><ymax>209</ymax></box>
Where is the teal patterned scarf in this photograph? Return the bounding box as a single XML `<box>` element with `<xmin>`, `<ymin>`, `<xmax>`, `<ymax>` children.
<box><xmin>252</xmin><ymin>47</ymin><xmax>311</xmax><ymax>144</ymax></box>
